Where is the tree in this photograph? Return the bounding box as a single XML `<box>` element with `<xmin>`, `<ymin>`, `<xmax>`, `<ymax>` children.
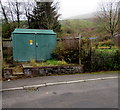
<box><xmin>29</xmin><ymin>1</ymin><xmax>61</xmax><ymax>33</ymax></box>
<box><xmin>0</xmin><ymin>0</ymin><xmax>8</xmax><ymax>23</ymax></box>
<box><xmin>97</xmin><ymin>1</ymin><xmax>119</xmax><ymax>37</ymax></box>
<box><xmin>0</xmin><ymin>0</ymin><xmax>13</xmax><ymax>38</ymax></box>
<box><xmin>2</xmin><ymin>22</ymin><xmax>11</xmax><ymax>38</ymax></box>
<box><xmin>1</xmin><ymin>0</ymin><xmax>35</xmax><ymax>38</ymax></box>
<box><xmin>118</xmin><ymin>1</ymin><xmax>120</xmax><ymax>34</ymax></box>
<box><xmin>7</xmin><ymin>0</ymin><xmax>15</xmax><ymax>24</ymax></box>
<box><xmin>11</xmin><ymin>0</ymin><xmax>23</xmax><ymax>28</ymax></box>
<box><xmin>22</xmin><ymin>0</ymin><xmax>35</xmax><ymax>28</ymax></box>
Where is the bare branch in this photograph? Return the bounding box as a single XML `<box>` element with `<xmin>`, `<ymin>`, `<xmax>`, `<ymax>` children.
<box><xmin>97</xmin><ymin>1</ymin><xmax>118</xmax><ymax>36</ymax></box>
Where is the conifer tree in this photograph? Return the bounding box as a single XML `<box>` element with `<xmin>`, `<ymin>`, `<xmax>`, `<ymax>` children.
<box><xmin>29</xmin><ymin>2</ymin><xmax>61</xmax><ymax>33</ymax></box>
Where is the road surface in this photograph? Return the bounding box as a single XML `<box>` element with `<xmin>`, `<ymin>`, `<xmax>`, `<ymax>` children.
<box><xmin>2</xmin><ymin>74</ymin><xmax>118</xmax><ymax>108</ymax></box>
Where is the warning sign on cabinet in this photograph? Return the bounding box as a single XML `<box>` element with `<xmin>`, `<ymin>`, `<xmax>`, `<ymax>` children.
<box><xmin>29</xmin><ymin>40</ymin><xmax>33</xmax><ymax>45</ymax></box>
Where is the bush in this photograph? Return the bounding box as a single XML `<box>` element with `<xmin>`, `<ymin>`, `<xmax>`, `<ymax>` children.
<box><xmin>98</xmin><ymin>40</ymin><xmax>115</xmax><ymax>47</ymax></box>
<box><xmin>52</xmin><ymin>38</ymin><xmax>91</xmax><ymax>63</ymax></box>
<box><xmin>3</xmin><ymin>47</ymin><xmax>13</xmax><ymax>63</ymax></box>
<box><xmin>2</xmin><ymin>22</ymin><xmax>15</xmax><ymax>38</ymax></box>
<box><xmin>53</xmin><ymin>39</ymin><xmax>120</xmax><ymax>72</ymax></box>
<box><xmin>52</xmin><ymin>42</ymin><xmax>79</xmax><ymax>63</ymax></box>
<box><xmin>91</xmin><ymin>49</ymin><xmax>120</xmax><ymax>71</ymax></box>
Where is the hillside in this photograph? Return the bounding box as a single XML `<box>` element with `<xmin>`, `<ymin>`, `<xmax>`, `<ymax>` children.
<box><xmin>64</xmin><ymin>12</ymin><xmax>97</xmax><ymax>20</ymax></box>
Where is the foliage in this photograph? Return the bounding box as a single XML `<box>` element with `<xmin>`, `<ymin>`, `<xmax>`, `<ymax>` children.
<box><xmin>29</xmin><ymin>59</ymin><xmax>68</xmax><ymax>67</ymax></box>
<box><xmin>2</xmin><ymin>20</ymin><xmax>34</xmax><ymax>38</ymax></box>
<box><xmin>83</xmin><ymin>49</ymin><xmax>120</xmax><ymax>72</ymax></box>
<box><xmin>52</xmin><ymin>38</ymin><xmax>91</xmax><ymax>64</ymax></box>
<box><xmin>1</xmin><ymin>1</ymin><xmax>61</xmax><ymax>38</ymax></box>
<box><xmin>2</xmin><ymin>23</ymin><xmax>12</xmax><ymax>38</ymax></box>
<box><xmin>98</xmin><ymin>39</ymin><xmax>115</xmax><ymax>47</ymax></box>
<box><xmin>29</xmin><ymin>2</ymin><xmax>61</xmax><ymax>34</ymax></box>
<box><xmin>3</xmin><ymin>47</ymin><xmax>12</xmax><ymax>63</ymax></box>
<box><xmin>2</xmin><ymin>21</ymin><xmax>19</xmax><ymax>38</ymax></box>
<box><xmin>90</xmin><ymin>49</ymin><xmax>120</xmax><ymax>71</ymax></box>
<box><xmin>53</xmin><ymin>38</ymin><xmax>120</xmax><ymax>72</ymax></box>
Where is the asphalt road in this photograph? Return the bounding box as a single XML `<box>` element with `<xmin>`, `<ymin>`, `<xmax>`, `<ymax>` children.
<box><xmin>2</xmin><ymin>72</ymin><xmax>118</xmax><ymax>89</ymax></box>
<box><xmin>2</xmin><ymin>78</ymin><xmax>118</xmax><ymax>108</ymax></box>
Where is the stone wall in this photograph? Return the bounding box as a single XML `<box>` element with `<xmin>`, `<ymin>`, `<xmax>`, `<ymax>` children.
<box><xmin>23</xmin><ymin>65</ymin><xmax>83</xmax><ymax>77</ymax></box>
<box><xmin>3</xmin><ymin>65</ymin><xmax>83</xmax><ymax>79</ymax></box>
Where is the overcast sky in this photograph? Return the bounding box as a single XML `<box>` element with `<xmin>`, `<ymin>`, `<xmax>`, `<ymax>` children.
<box><xmin>58</xmin><ymin>0</ymin><xmax>119</xmax><ymax>19</ymax></box>
<box><xmin>1</xmin><ymin>0</ymin><xmax>119</xmax><ymax>20</ymax></box>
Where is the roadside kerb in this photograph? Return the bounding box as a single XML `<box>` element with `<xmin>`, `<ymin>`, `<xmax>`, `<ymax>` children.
<box><xmin>1</xmin><ymin>76</ymin><xmax>118</xmax><ymax>92</ymax></box>
<box><xmin>46</xmin><ymin>82</ymin><xmax>67</xmax><ymax>86</ymax></box>
<box><xmin>23</xmin><ymin>84</ymin><xmax>46</xmax><ymax>90</ymax></box>
<box><xmin>1</xmin><ymin>87</ymin><xmax>23</xmax><ymax>91</ymax></box>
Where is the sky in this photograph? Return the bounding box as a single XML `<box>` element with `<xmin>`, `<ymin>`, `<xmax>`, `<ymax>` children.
<box><xmin>1</xmin><ymin>0</ymin><xmax>119</xmax><ymax>20</ymax></box>
<box><xmin>58</xmin><ymin>0</ymin><xmax>119</xmax><ymax>19</ymax></box>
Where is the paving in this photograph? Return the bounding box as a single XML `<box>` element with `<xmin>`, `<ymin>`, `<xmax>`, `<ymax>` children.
<box><xmin>2</xmin><ymin>72</ymin><xmax>118</xmax><ymax>90</ymax></box>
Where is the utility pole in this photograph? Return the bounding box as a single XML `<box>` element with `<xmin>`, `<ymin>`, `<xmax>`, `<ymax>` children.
<box><xmin>89</xmin><ymin>38</ymin><xmax>92</xmax><ymax>72</ymax></box>
<box><xmin>79</xmin><ymin>34</ymin><xmax>81</xmax><ymax>65</ymax></box>
<box><xmin>0</xmin><ymin>19</ymin><xmax>2</xmax><ymax>110</ymax></box>
<box><xmin>0</xmin><ymin>27</ymin><xmax>2</xmax><ymax>79</ymax></box>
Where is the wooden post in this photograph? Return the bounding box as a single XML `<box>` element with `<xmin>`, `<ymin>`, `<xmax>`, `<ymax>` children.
<box><xmin>0</xmin><ymin>26</ymin><xmax>2</xmax><ymax>79</ymax></box>
<box><xmin>79</xmin><ymin>34</ymin><xmax>81</xmax><ymax>65</ymax></box>
<box><xmin>89</xmin><ymin>38</ymin><xmax>92</xmax><ymax>72</ymax></box>
<box><xmin>0</xmin><ymin>20</ymin><xmax>2</xmax><ymax>110</ymax></box>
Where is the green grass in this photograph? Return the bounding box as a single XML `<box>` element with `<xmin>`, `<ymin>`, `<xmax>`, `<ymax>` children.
<box><xmin>61</xmin><ymin>19</ymin><xmax>94</xmax><ymax>28</ymax></box>
<box><xmin>45</xmin><ymin>71</ymin><xmax>119</xmax><ymax>77</ymax></box>
<box><xmin>29</xmin><ymin>59</ymin><xmax>68</xmax><ymax>67</ymax></box>
<box><xmin>89</xmin><ymin>71</ymin><xmax>119</xmax><ymax>74</ymax></box>
<box><xmin>46</xmin><ymin>60</ymin><xmax>67</xmax><ymax>66</ymax></box>
<box><xmin>70</xmin><ymin>71</ymin><xmax>119</xmax><ymax>75</ymax></box>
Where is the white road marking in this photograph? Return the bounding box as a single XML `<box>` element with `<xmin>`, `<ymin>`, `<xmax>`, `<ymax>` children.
<box><xmin>1</xmin><ymin>76</ymin><xmax>118</xmax><ymax>92</ymax></box>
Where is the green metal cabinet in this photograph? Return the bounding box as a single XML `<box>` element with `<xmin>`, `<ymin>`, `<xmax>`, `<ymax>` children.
<box><xmin>12</xmin><ymin>28</ymin><xmax>56</xmax><ymax>62</ymax></box>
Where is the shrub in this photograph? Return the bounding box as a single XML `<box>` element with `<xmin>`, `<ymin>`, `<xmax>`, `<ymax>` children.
<box><xmin>98</xmin><ymin>40</ymin><xmax>115</xmax><ymax>47</ymax></box>
<box><xmin>52</xmin><ymin>38</ymin><xmax>91</xmax><ymax>64</ymax></box>
<box><xmin>90</xmin><ymin>49</ymin><xmax>120</xmax><ymax>72</ymax></box>
<box><xmin>3</xmin><ymin>47</ymin><xmax>13</xmax><ymax>63</ymax></box>
<box><xmin>53</xmin><ymin>38</ymin><xmax>120</xmax><ymax>72</ymax></box>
